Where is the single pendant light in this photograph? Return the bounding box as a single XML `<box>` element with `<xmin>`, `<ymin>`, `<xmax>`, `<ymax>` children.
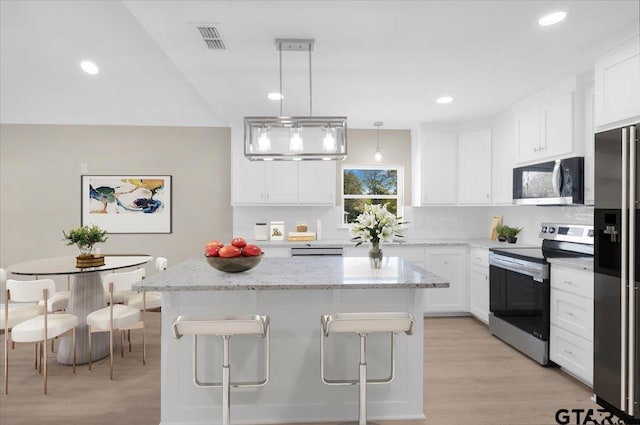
<box><xmin>374</xmin><ymin>121</ymin><xmax>383</xmax><ymax>162</ymax></box>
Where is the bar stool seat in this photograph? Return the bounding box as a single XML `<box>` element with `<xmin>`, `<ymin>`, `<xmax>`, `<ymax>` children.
<box><xmin>320</xmin><ymin>312</ymin><xmax>414</xmax><ymax>425</ymax></box>
<box><xmin>172</xmin><ymin>314</ymin><xmax>270</xmax><ymax>425</ymax></box>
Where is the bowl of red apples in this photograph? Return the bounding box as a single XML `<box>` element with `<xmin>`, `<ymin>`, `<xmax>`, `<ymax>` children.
<box><xmin>204</xmin><ymin>237</ymin><xmax>263</xmax><ymax>273</ymax></box>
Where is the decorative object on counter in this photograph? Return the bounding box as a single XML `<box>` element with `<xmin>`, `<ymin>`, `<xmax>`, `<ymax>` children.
<box><xmin>81</xmin><ymin>175</ymin><xmax>172</xmax><ymax>234</ymax></box>
<box><xmin>254</xmin><ymin>223</ymin><xmax>268</xmax><ymax>241</ymax></box>
<box><xmin>63</xmin><ymin>224</ymin><xmax>108</xmax><ymax>267</ymax></box>
<box><xmin>505</xmin><ymin>226</ymin><xmax>523</xmax><ymax>243</ymax></box>
<box><xmin>287</xmin><ymin>232</ymin><xmax>316</xmax><ymax>241</ymax></box>
<box><xmin>495</xmin><ymin>223</ymin><xmax>508</xmax><ymax>242</ymax></box>
<box><xmin>269</xmin><ymin>221</ymin><xmax>285</xmax><ymax>241</ymax></box>
<box><xmin>489</xmin><ymin>215</ymin><xmax>503</xmax><ymax>241</ymax></box>
<box><xmin>204</xmin><ymin>237</ymin><xmax>263</xmax><ymax>273</ymax></box>
<box><xmin>495</xmin><ymin>224</ymin><xmax>523</xmax><ymax>243</ymax></box>
<box><xmin>350</xmin><ymin>203</ymin><xmax>405</xmax><ymax>269</ymax></box>
<box><xmin>296</xmin><ymin>221</ymin><xmax>308</xmax><ymax>232</ymax></box>
<box><xmin>316</xmin><ymin>219</ymin><xmax>322</xmax><ymax>240</ymax></box>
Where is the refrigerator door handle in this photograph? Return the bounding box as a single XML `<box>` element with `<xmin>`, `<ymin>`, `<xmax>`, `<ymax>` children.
<box><xmin>629</xmin><ymin>124</ymin><xmax>636</xmax><ymax>416</ymax></box>
<box><xmin>622</xmin><ymin>126</ymin><xmax>629</xmax><ymax>412</ymax></box>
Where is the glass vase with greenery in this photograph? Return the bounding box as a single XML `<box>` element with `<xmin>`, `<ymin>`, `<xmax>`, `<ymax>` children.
<box><xmin>63</xmin><ymin>224</ymin><xmax>108</xmax><ymax>257</ymax></box>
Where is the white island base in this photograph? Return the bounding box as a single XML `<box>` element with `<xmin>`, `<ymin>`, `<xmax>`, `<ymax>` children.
<box><xmin>161</xmin><ymin>288</ymin><xmax>426</xmax><ymax>424</ymax></box>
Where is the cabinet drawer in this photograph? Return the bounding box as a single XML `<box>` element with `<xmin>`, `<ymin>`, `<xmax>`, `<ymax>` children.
<box><xmin>470</xmin><ymin>248</ymin><xmax>489</xmax><ymax>267</ymax></box>
<box><xmin>550</xmin><ymin>325</ymin><xmax>593</xmax><ymax>386</ymax></box>
<box><xmin>550</xmin><ymin>289</ymin><xmax>593</xmax><ymax>341</ymax></box>
<box><xmin>551</xmin><ymin>266</ymin><xmax>593</xmax><ymax>299</ymax></box>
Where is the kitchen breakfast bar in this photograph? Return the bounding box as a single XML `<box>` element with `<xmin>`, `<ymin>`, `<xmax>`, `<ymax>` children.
<box><xmin>134</xmin><ymin>256</ymin><xmax>448</xmax><ymax>425</ymax></box>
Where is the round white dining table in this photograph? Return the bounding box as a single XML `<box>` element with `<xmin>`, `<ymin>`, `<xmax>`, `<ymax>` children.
<box><xmin>7</xmin><ymin>255</ymin><xmax>152</xmax><ymax>365</ymax></box>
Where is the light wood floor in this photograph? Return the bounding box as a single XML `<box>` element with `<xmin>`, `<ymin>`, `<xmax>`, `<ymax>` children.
<box><xmin>0</xmin><ymin>314</ymin><xmax>599</xmax><ymax>425</ymax></box>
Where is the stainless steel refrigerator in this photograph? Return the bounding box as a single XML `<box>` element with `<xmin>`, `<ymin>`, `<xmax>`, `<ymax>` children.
<box><xmin>594</xmin><ymin>123</ymin><xmax>640</xmax><ymax>421</ymax></box>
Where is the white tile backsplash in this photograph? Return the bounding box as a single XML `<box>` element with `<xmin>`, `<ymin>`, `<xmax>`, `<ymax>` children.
<box><xmin>234</xmin><ymin>204</ymin><xmax>594</xmax><ymax>245</ymax></box>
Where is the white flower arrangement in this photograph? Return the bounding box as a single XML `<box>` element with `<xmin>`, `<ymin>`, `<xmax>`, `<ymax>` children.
<box><xmin>350</xmin><ymin>203</ymin><xmax>405</xmax><ymax>248</ymax></box>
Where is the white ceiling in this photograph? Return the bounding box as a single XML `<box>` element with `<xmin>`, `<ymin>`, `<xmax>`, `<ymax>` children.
<box><xmin>1</xmin><ymin>0</ymin><xmax>638</xmax><ymax>130</ymax></box>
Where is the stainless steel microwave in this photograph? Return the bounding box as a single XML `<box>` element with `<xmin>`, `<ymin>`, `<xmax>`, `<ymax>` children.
<box><xmin>512</xmin><ymin>157</ymin><xmax>584</xmax><ymax>205</ymax></box>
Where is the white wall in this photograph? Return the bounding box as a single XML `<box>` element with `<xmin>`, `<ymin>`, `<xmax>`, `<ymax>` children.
<box><xmin>0</xmin><ymin>124</ymin><xmax>232</xmax><ymax>291</ymax></box>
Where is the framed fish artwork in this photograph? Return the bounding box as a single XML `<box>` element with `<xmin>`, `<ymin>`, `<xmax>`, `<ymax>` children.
<box><xmin>81</xmin><ymin>175</ymin><xmax>172</xmax><ymax>233</ymax></box>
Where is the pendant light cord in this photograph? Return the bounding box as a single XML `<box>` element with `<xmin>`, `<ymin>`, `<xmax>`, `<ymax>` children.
<box><xmin>309</xmin><ymin>45</ymin><xmax>313</xmax><ymax>117</ymax></box>
<box><xmin>279</xmin><ymin>46</ymin><xmax>283</xmax><ymax>117</ymax></box>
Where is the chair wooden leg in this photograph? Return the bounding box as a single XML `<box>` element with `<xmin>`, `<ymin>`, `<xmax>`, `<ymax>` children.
<box><xmin>34</xmin><ymin>343</ymin><xmax>38</xmax><ymax>370</ymax></box>
<box><xmin>88</xmin><ymin>327</ymin><xmax>92</xmax><ymax>371</ymax></box>
<box><xmin>120</xmin><ymin>330</ymin><xmax>124</xmax><ymax>358</ymax></box>
<box><xmin>43</xmin><ymin>339</ymin><xmax>47</xmax><ymax>394</ymax></box>
<box><xmin>109</xmin><ymin>328</ymin><xmax>114</xmax><ymax>381</ymax></box>
<box><xmin>4</xmin><ymin>327</ymin><xmax>9</xmax><ymax>395</ymax></box>
<box><xmin>128</xmin><ymin>329</ymin><xmax>132</xmax><ymax>353</ymax></box>
<box><xmin>142</xmin><ymin>324</ymin><xmax>146</xmax><ymax>366</ymax></box>
<box><xmin>39</xmin><ymin>342</ymin><xmax>43</xmax><ymax>374</ymax></box>
<box><xmin>51</xmin><ymin>338</ymin><xmax>54</xmax><ymax>353</ymax></box>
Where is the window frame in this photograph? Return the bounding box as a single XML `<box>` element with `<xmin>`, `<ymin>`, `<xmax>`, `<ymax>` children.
<box><xmin>341</xmin><ymin>164</ymin><xmax>404</xmax><ymax>225</ymax></box>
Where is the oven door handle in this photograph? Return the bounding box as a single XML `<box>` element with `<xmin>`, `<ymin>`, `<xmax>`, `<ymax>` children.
<box><xmin>489</xmin><ymin>255</ymin><xmax>547</xmax><ymax>281</ymax></box>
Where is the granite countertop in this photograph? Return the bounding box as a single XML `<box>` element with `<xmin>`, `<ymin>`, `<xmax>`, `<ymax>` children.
<box><xmin>547</xmin><ymin>257</ymin><xmax>594</xmax><ymax>272</ymax></box>
<box><xmin>133</xmin><ymin>256</ymin><xmax>449</xmax><ymax>292</ymax></box>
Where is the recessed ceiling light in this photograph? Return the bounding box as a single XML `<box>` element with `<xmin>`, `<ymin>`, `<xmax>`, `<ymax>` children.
<box><xmin>436</xmin><ymin>96</ymin><xmax>453</xmax><ymax>104</ymax></box>
<box><xmin>538</xmin><ymin>11</ymin><xmax>567</xmax><ymax>26</ymax></box>
<box><xmin>268</xmin><ymin>92</ymin><xmax>283</xmax><ymax>100</ymax></box>
<box><xmin>80</xmin><ymin>60</ymin><xmax>99</xmax><ymax>75</ymax></box>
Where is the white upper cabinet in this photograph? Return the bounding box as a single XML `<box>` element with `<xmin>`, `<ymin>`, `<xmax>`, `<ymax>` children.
<box><xmin>264</xmin><ymin>162</ymin><xmax>299</xmax><ymax>203</ymax></box>
<box><xmin>516</xmin><ymin>91</ymin><xmax>574</xmax><ymax>163</ymax></box>
<box><xmin>458</xmin><ymin>129</ymin><xmax>492</xmax><ymax>204</ymax></box>
<box><xmin>491</xmin><ymin>116</ymin><xmax>516</xmax><ymax>204</ymax></box>
<box><xmin>232</xmin><ymin>159</ymin><xmax>336</xmax><ymax>205</ymax></box>
<box><xmin>420</xmin><ymin>130</ymin><xmax>457</xmax><ymax>204</ymax></box>
<box><xmin>594</xmin><ymin>36</ymin><xmax>640</xmax><ymax>129</ymax></box>
<box><xmin>298</xmin><ymin>161</ymin><xmax>336</xmax><ymax>205</ymax></box>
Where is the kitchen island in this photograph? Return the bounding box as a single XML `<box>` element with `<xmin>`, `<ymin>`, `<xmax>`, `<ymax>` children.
<box><xmin>134</xmin><ymin>256</ymin><xmax>448</xmax><ymax>425</ymax></box>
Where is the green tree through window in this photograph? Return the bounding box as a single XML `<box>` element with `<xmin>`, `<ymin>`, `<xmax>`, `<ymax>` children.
<box><xmin>343</xmin><ymin>167</ymin><xmax>402</xmax><ymax>224</ymax></box>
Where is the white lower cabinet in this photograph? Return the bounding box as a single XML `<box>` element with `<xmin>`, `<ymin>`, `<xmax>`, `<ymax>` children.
<box><xmin>550</xmin><ymin>264</ymin><xmax>594</xmax><ymax>386</ymax></box>
<box><xmin>424</xmin><ymin>247</ymin><xmax>467</xmax><ymax>315</ymax></box>
<box><xmin>468</xmin><ymin>248</ymin><xmax>489</xmax><ymax>324</ymax></box>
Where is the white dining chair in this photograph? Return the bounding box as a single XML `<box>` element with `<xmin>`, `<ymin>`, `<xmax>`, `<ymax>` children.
<box><xmin>38</xmin><ymin>275</ymin><xmax>71</xmax><ymax>313</ymax></box>
<box><xmin>0</xmin><ymin>269</ymin><xmax>45</xmax><ymax>351</ymax></box>
<box><xmin>87</xmin><ymin>268</ymin><xmax>146</xmax><ymax>380</ymax></box>
<box><xmin>4</xmin><ymin>278</ymin><xmax>78</xmax><ymax>395</ymax></box>
<box><xmin>125</xmin><ymin>257</ymin><xmax>165</xmax><ymax>311</ymax></box>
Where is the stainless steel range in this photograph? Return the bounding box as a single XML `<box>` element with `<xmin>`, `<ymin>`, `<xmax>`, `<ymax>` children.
<box><xmin>488</xmin><ymin>223</ymin><xmax>594</xmax><ymax>365</ymax></box>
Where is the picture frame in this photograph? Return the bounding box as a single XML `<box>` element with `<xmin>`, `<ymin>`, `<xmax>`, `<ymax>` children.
<box><xmin>81</xmin><ymin>175</ymin><xmax>172</xmax><ymax>234</ymax></box>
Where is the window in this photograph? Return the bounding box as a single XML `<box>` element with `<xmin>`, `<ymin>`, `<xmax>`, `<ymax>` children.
<box><xmin>342</xmin><ymin>165</ymin><xmax>404</xmax><ymax>224</ymax></box>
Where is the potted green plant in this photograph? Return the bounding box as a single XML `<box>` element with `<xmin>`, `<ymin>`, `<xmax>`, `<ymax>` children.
<box><xmin>504</xmin><ymin>225</ymin><xmax>523</xmax><ymax>244</ymax></box>
<box><xmin>63</xmin><ymin>224</ymin><xmax>108</xmax><ymax>258</ymax></box>
<box><xmin>495</xmin><ymin>223</ymin><xmax>508</xmax><ymax>242</ymax></box>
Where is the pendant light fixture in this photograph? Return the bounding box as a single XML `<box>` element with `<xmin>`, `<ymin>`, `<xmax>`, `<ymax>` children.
<box><xmin>374</xmin><ymin>121</ymin><xmax>383</xmax><ymax>162</ymax></box>
<box><xmin>244</xmin><ymin>39</ymin><xmax>347</xmax><ymax>160</ymax></box>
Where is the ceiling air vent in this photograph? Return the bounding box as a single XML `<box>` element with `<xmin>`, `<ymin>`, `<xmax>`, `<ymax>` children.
<box><xmin>196</xmin><ymin>25</ymin><xmax>227</xmax><ymax>50</ymax></box>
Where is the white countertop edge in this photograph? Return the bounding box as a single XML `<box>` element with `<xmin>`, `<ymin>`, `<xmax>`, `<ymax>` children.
<box><xmin>547</xmin><ymin>257</ymin><xmax>594</xmax><ymax>272</ymax></box>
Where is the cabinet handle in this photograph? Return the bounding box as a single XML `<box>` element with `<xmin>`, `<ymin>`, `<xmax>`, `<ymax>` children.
<box><xmin>443</xmin><ymin>261</ymin><xmax>449</xmax><ymax>265</ymax></box>
<box><xmin>486</xmin><ymin>194</ymin><xmax>490</xmax><ymax>199</ymax></box>
<box><xmin>565</xmin><ymin>311</ymin><xmax>575</xmax><ymax>317</ymax></box>
<box><xmin>564</xmin><ymin>280</ymin><xmax>574</xmax><ymax>285</ymax></box>
<box><xmin>564</xmin><ymin>349</ymin><xmax>573</xmax><ymax>355</ymax></box>
<box><xmin>534</xmin><ymin>147</ymin><xmax>539</xmax><ymax>153</ymax></box>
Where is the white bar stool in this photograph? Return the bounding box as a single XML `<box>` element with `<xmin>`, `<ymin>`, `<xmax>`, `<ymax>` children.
<box><xmin>320</xmin><ymin>312</ymin><xmax>415</xmax><ymax>425</ymax></box>
<box><xmin>172</xmin><ymin>314</ymin><xmax>270</xmax><ymax>425</ymax></box>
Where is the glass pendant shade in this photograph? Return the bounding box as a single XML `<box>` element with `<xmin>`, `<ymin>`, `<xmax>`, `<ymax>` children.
<box><xmin>257</xmin><ymin>128</ymin><xmax>271</xmax><ymax>152</ymax></box>
<box><xmin>322</xmin><ymin>128</ymin><xmax>337</xmax><ymax>152</ymax></box>
<box><xmin>289</xmin><ymin>127</ymin><xmax>304</xmax><ymax>152</ymax></box>
<box><xmin>374</xmin><ymin>148</ymin><xmax>382</xmax><ymax>162</ymax></box>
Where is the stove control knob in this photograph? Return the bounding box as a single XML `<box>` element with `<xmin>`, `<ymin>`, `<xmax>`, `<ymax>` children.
<box><xmin>541</xmin><ymin>226</ymin><xmax>547</xmax><ymax>233</ymax></box>
<box><xmin>548</xmin><ymin>227</ymin><xmax>556</xmax><ymax>233</ymax></box>
<box><xmin>588</xmin><ymin>229</ymin><xmax>594</xmax><ymax>237</ymax></box>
